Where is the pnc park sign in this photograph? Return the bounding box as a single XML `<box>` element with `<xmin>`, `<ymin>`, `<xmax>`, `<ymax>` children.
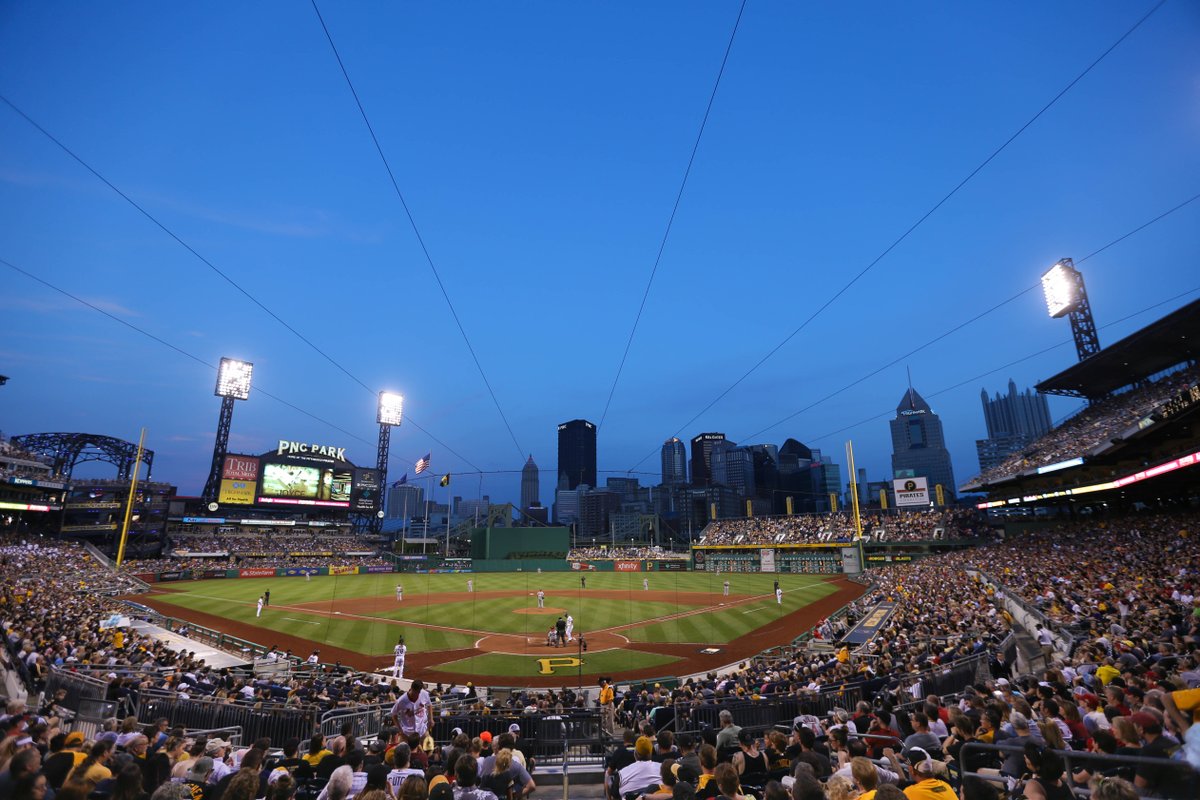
<box><xmin>276</xmin><ymin>439</ymin><xmax>347</xmax><ymax>461</ymax></box>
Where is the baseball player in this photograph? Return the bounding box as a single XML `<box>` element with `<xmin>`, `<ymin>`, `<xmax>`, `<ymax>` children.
<box><xmin>305</xmin><ymin>570</ymin><xmax>311</xmax><ymax>582</ymax></box>
<box><xmin>643</xmin><ymin>577</ymin><xmax>649</xmax><ymax>591</ymax></box>
<box><xmin>395</xmin><ymin>584</ymin><xmax>404</xmax><ymax>602</ymax></box>
<box><xmin>264</xmin><ymin>590</ymin><xmax>270</xmax><ymax>606</ymax></box>
<box><xmin>723</xmin><ymin>579</ymin><xmax>730</xmax><ymax>596</ymax></box>
<box><xmin>536</xmin><ymin>589</ymin><xmax>545</xmax><ymax>608</ymax></box>
<box><xmin>775</xmin><ymin>586</ymin><xmax>783</xmax><ymax>605</ymax></box>
<box><xmin>256</xmin><ymin>595</ymin><xmax>264</xmax><ymax>618</ymax></box>
<box><xmin>393</xmin><ymin>636</ymin><xmax>407</xmax><ymax>679</ymax></box>
<box><xmin>467</xmin><ymin>578</ymin><xmax>474</xmax><ymax>593</ymax></box>
<box><xmin>565</xmin><ymin>614</ymin><xmax>575</xmax><ymax>642</ymax></box>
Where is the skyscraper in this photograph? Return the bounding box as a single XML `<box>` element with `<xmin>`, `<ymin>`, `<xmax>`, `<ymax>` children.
<box><xmin>520</xmin><ymin>455</ymin><xmax>540</xmax><ymax>510</ymax></box>
<box><xmin>660</xmin><ymin>437</ymin><xmax>687</xmax><ymax>486</ymax></box>
<box><xmin>385</xmin><ymin>483</ymin><xmax>424</xmax><ymax>519</ymax></box>
<box><xmin>975</xmin><ymin>380</ymin><xmax>1053</xmax><ymax>472</ymax></box>
<box><xmin>690</xmin><ymin>432</ymin><xmax>726</xmax><ymax>486</ymax></box>
<box><xmin>710</xmin><ymin>441</ymin><xmax>755</xmax><ymax>498</ymax></box>
<box><xmin>890</xmin><ymin>386</ymin><xmax>957</xmax><ymax>501</ymax></box>
<box><xmin>557</xmin><ymin>419</ymin><xmax>597</xmax><ymax>490</ymax></box>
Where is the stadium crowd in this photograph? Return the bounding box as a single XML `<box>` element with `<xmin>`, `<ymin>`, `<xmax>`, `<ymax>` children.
<box><xmin>700</xmin><ymin>508</ymin><xmax>989</xmax><ymax>546</ymax></box>
<box><xmin>567</xmin><ymin>546</ymin><xmax>690</xmax><ymax>561</ymax></box>
<box><xmin>972</xmin><ymin>364</ymin><xmax>1200</xmax><ymax>486</ymax></box>
<box><xmin>3</xmin><ymin>503</ymin><xmax>1199</xmax><ymax>800</ymax></box>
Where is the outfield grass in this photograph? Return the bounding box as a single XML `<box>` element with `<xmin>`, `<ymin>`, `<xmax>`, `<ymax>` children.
<box><xmin>148</xmin><ymin>571</ymin><xmax>835</xmax><ymax>659</ymax></box>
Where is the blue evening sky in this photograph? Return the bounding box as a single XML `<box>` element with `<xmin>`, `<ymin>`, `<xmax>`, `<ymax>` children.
<box><xmin>3</xmin><ymin>1</ymin><xmax>1199</xmax><ymax>507</ymax></box>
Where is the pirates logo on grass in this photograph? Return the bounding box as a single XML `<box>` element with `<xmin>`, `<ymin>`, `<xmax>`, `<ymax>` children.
<box><xmin>536</xmin><ymin>656</ymin><xmax>582</xmax><ymax>675</ymax></box>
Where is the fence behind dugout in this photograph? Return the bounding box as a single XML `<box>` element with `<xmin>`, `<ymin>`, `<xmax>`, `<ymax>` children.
<box><xmin>137</xmin><ymin>693</ymin><xmax>319</xmax><ymax>745</ymax></box>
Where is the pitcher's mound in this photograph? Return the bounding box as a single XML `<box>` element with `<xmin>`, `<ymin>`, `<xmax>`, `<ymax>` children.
<box><xmin>512</xmin><ymin>606</ymin><xmax>567</xmax><ymax>615</ymax></box>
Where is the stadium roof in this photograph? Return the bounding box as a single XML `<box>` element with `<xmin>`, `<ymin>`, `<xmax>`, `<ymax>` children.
<box><xmin>1036</xmin><ymin>298</ymin><xmax>1200</xmax><ymax>398</ymax></box>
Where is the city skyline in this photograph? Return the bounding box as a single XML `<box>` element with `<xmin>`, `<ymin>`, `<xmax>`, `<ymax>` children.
<box><xmin>3</xmin><ymin>3</ymin><xmax>1199</xmax><ymax>511</ymax></box>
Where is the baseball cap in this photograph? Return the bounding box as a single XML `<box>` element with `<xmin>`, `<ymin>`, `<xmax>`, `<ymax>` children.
<box><xmin>451</xmin><ymin>727</ymin><xmax>464</xmax><ymax>737</ymax></box>
<box><xmin>65</xmin><ymin>731</ymin><xmax>85</xmax><ymax>746</ymax></box>
<box><xmin>635</xmin><ymin>736</ymin><xmax>653</xmax><ymax>758</ymax></box>
<box><xmin>907</xmin><ymin>747</ymin><xmax>935</xmax><ymax>773</ymax></box>
<box><xmin>429</xmin><ymin>784</ymin><xmax>454</xmax><ymax>800</ymax></box>
<box><xmin>479</xmin><ymin>731</ymin><xmax>492</xmax><ymax>743</ymax></box>
<box><xmin>508</xmin><ymin>723</ymin><xmax>520</xmax><ymax>734</ymax></box>
<box><xmin>205</xmin><ymin>738</ymin><xmax>231</xmax><ymax>753</ymax></box>
<box><xmin>1129</xmin><ymin>712</ymin><xmax>1159</xmax><ymax>729</ymax></box>
<box><xmin>995</xmin><ymin>678</ymin><xmax>1010</xmax><ymax>686</ymax></box>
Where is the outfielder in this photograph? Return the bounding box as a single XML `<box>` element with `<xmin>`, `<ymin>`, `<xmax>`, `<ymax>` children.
<box><xmin>467</xmin><ymin>578</ymin><xmax>474</xmax><ymax>592</ymax></box>
<box><xmin>643</xmin><ymin>577</ymin><xmax>649</xmax><ymax>591</ymax></box>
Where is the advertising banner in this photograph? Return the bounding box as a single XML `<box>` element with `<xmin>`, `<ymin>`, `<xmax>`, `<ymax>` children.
<box><xmin>841</xmin><ymin>547</ymin><xmax>862</xmax><ymax>574</ymax></box>
<box><xmin>614</xmin><ymin>560</ymin><xmax>641</xmax><ymax>572</ymax></box>
<box><xmin>158</xmin><ymin>570</ymin><xmax>185</xmax><ymax>582</ymax></box>
<box><xmin>281</xmin><ymin>567</ymin><xmax>321</xmax><ymax>577</ymax></box>
<box><xmin>657</xmin><ymin>561</ymin><xmax>685</xmax><ymax>571</ymax></box>
<box><xmin>363</xmin><ymin>565</ymin><xmax>395</xmax><ymax>574</ymax></box>
<box><xmin>329</xmin><ymin>565</ymin><xmax>359</xmax><ymax>576</ymax></box>
<box><xmin>351</xmin><ymin>468</ymin><xmax>382</xmax><ymax>512</ymax></box>
<box><xmin>222</xmin><ymin>454</ymin><xmax>260</xmax><ymax>482</ymax></box>
<box><xmin>218</xmin><ymin>478</ymin><xmax>256</xmax><ymax>505</ymax></box>
<box><xmin>693</xmin><ymin>550</ymin><xmax>707</xmax><ymax>571</ymax></box>
<box><xmin>202</xmin><ymin>569</ymin><xmax>229</xmax><ymax>579</ymax></box>
<box><xmin>570</xmin><ymin>562</ymin><xmax>598</xmax><ymax>571</ymax></box>
<box><xmin>238</xmin><ymin>568</ymin><xmax>277</xmax><ymax>578</ymax></box>
<box><xmin>759</xmin><ymin>549</ymin><xmax>777</xmax><ymax>573</ymax></box>
<box><xmin>135</xmin><ymin>572</ymin><xmax>158</xmax><ymax>584</ymax></box>
<box><xmin>893</xmin><ymin>477</ymin><xmax>930</xmax><ymax>507</ymax></box>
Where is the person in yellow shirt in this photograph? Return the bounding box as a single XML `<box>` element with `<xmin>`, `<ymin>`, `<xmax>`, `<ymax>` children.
<box><xmin>902</xmin><ymin>749</ymin><xmax>954</xmax><ymax>800</ymax></box>
<box><xmin>599</xmin><ymin>678</ymin><xmax>615</xmax><ymax>737</ymax></box>
<box><xmin>1094</xmin><ymin>660</ymin><xmax>1121</xmax><ymax>686</ymax></box>
<box><xmin>850</xmin><ymin>757</ymin><xmax>880</xmax><ymax>800</ymax></box>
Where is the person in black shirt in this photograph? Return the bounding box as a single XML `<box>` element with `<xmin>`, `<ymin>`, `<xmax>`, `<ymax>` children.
<box><xmin>607</xmin><ymin>729</ymin><xmax>638</xmax><ymax>785</ymax></box>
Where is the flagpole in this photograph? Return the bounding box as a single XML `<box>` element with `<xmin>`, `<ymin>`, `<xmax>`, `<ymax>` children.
<box><xmin>445</xmin><ymin>473</ymin><xmax>451</xmax><ymax>558</ymax></box>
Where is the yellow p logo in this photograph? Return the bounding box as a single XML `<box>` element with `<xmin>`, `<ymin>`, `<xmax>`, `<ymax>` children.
<box><xmin>536</xmin><ymin>657</ymin><xmax>582</xmax><ymax>675</ymax></box>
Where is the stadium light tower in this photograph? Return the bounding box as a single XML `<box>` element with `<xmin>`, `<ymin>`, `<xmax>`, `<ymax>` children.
<box><xmin>1041</xmin><ymin>258</ymin><xmax>1101</xmax><ymax>362</ymax></box>
<box><xmin>202</xmin><ymin>357</ymin><xmax>254</xmax><ymax>503</ymax></box>
<box><xmin>372</xmin><ymin>391</ymin><xmax>404</xmax><ymax>535</ymax></box>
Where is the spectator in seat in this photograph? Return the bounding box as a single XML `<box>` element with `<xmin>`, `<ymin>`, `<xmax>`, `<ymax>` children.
<box><xmin>619</xmin><ymin>737</ymin><xmax>661</xmax><ymax>797</ymax></box>
<box><xmin>715</xmin><ymin>710</ymin><xmax>741</xmax><ymax>752</ymax></box>
<box><xmin>452</xmin><ymin>755</ymin><xmax>497</xmax><ymax>800</ymax></box>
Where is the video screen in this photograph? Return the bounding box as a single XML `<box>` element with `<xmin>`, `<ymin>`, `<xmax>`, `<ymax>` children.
<box><xmin>323</xmin><ymin>470</ymin><xmax>353</xmax><ymax>503</ymax></box>
<box><xmin>261</xmin><ymin>463</ymin><xmax>321</xmax><ymax>498</ymax></box>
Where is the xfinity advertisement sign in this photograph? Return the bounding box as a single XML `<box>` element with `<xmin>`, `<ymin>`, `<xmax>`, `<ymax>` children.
<box><xmin>893</xmin><ymin>476</ymin><xmax>930</xmax><ymax>507</ymax></box>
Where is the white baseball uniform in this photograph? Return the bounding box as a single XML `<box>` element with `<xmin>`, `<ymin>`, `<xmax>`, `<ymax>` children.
<box><xmin>565</xmin><ymin>614</ymin><xmax>574</xmax><ymax>641</ymax></box>
<box><xmin>393</xmin><ymin>642</ymin><xmax>406</xmax><ymax>678</ymax></box>
<box><xmin>395</xmin><ymin>585</ymin><xmax>403</xmax><ymax>601</ymax></box>
<box><xmin>536</xmin><ymin>590</ymin><xmax>545</xmax><ymax>608</ymax></box>
<box><xmin>256</xmin><ymin>597</ymin><xmax>263</xmax><ymax>617</ymax></box>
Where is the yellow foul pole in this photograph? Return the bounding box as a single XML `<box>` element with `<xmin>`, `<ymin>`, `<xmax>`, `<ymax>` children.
<box><xmin>846</xmin><ymin>440</ymin><xmax>863</xmax><ymax>540</ymax></box>
<box><xmin>116</xmin><ymin>427</ymin><xmax>146</xmax><ymax>569</ymax></box>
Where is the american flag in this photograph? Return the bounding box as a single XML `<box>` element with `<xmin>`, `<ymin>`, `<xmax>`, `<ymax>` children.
<box><xmin>414</xmin><ymin>453</ymin><xmax>431</xmax><ymax>474</ymax></box>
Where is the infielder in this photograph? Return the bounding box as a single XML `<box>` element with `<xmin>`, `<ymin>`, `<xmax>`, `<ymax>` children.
<box><xmin>467</xmin><ymin>578</ymin><xmax>473</xmax><ymax>592</ymax></box>
<box><xmin>536</xmin><ymin>589</ymin><xmax>545</xmax><ymax>608</ymax></box>
<box><xmin>395</xmin><ymin>584</ymin><xmax>404</xmax><ymax>602</ymax></box>
<box><xmin>256</xmin><ymin>595</ymin><xmax>264</xmax><ymax>618</ymax></box>
<box><xmin>775</xmin><ymin>586</ymin><xmax>783</xmax><ymax>605</ymax></box>
<box><xmin>643</xmin><ymin>577</ymin><xmax>649</xmax><ymax>591</ymax></box>
<box><xmin>565</xmin><ymin>613</ymin><xmax>575</xmax><ymax>642</ymax></box>
<box><xmin>723</xmin><ymin>580</ymin><xmax>730</xmax><ymax>597</ymax></box>
<box><xmin>393</xmin><ymin>637</ymin><xmax>407</xmax><ymax>679</ymax></box>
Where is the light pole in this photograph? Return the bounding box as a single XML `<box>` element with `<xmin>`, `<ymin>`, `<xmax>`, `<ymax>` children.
<box><xmin>202</xmin><ymin>357</ymin><xmax>253</xmax><ymax>504</ymax></box>
<box><xmin>373</xmin><ymin>392</ymin><xmax>404</xmax><ymax>536</ymax></box>
<box><xmin>1041</xmin><ymin>259</ymin><xmax>1101</xmax><ymax>363</ymax></box>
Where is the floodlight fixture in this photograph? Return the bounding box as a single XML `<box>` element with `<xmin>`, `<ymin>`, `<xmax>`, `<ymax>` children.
<box><xmin>1041</xmin><ymin>259</ymin><xmax>1081</xmax><ymax>319</ymax></box>
<box><xmin>377</xmin><ymin>391</ymin><xmax>405</xmax><ymax>426</ymax></box>
<box><xmin>215</xmin><ymin>357</ymin><xmax>254</xmax><ymax>400</ymax></box>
